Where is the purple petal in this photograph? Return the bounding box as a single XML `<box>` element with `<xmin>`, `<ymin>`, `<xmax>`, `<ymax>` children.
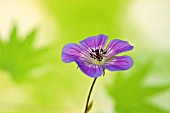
<box><xmin>62</xmin><ymin>43</ymin><xmax>89</xmax><ymax>63</ymax></box>
<box><xmin>104</xmin><ymin>56</ymin><xmax>133</xmax><ymax>71</ymax></box>
<box><xmin>76</xmin><ymin>60</ymin><xmax>103</xmax><ymax>78</ymax></box>
<box><xmin>105</xmin><ymin>39</ymin><xmax>133</xmax><ymax>57</ymax></box>
<box><xmin>80</xmin><ymin>34</ymin><xmax>108</xmax><ymax>52</ymax></box>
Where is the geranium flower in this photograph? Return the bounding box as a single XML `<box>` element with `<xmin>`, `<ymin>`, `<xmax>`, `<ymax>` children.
<box><xmin>62</xmin><ymin>34</ymin><xmax>133</xmax><ymax>78</ymax></box>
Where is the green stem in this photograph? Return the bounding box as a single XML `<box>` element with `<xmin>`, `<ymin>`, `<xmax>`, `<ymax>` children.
<box><xmin>84</xmin><ymin>77</ymin><xmax>97</xmax><ymax>113</ymax></box>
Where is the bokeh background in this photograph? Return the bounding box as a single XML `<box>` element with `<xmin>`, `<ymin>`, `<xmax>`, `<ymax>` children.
<box><xmin>0</xmin><ymin>0</ymin><xmax>170</xmax><ymax>113</ymax></box>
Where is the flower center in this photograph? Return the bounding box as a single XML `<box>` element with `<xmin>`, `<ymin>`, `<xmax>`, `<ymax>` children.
<box><xmin>89</xmin><ymin>48</ymin><xmax>107</xmax><ymax>65</ymax></box>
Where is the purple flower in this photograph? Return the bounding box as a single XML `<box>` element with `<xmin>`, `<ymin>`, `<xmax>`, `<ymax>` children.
<box><xmin>62</xmin><ymin>34</ymin><xmax>134</xmax><ymax>78</ymax></box>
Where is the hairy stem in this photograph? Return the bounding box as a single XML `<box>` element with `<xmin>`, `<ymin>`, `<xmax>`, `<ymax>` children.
<box><xmin>84</xmin><ymin>77</ymin><xmax>97</xmax><ymax>113</ymax></box>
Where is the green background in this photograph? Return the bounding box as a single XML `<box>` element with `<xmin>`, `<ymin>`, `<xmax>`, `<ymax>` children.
<box><xmin>0</xmin><ymin>0</ymin><xmax>169</xmax><ymax>113</ymax></box>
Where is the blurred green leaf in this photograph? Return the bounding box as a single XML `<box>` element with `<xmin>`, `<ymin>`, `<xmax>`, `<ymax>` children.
<box><xmin>9</xmin><ymin>24</ymin><xmax>18</xmax><ymax>45</ymax></box>
<box><xmin>0</xmin><ymin>25</ymin><xmax>53</xmax><ymax>82</ymax></box>
<box><xmin>107</xmin><ymin>58</ymin><xmax>170</xmax><ymax>113</ymax></box>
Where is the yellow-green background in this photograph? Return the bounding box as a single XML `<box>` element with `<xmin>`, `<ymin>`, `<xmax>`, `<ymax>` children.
<box><xmin>0</xmin><ymin>0</ymin><xmax>169</xmax><ymax>113</ymax></box>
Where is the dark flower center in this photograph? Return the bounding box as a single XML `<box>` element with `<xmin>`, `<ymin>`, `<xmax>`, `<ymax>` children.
<box><xmin>90</xmin><ymin>48</ymin><xmax>107</xmax><ymax>61</ymax></box>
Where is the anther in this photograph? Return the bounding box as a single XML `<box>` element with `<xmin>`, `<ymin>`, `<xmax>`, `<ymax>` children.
<box><xmin>90</xmin><ymin>53</ymin><xmax>94</xmax><ymax>58</ymax></box>
<box><xmin>101</xmin><ymin>48</ymin><xmax>103</xmax><ymax>52</ymax></box>
<box><xmin>91</xmin><ymin>49</ymin><xmax>95</xmax><ymax>53</ymax></box>
<box><xmin>95</xmin><ymin>49</ymin><xmax>100</xmax><ymax>56</ymax></box>
<box><xmin>103</xmin><ymin>51</ymin><xmax>107</xmax><ymax>54</ymax></box>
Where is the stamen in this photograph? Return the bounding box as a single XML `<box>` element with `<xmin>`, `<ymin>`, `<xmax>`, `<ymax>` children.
<box><xmin>90</xmin><ymin>53</ymin><xmax>94</xmax><ymax>58</ymax></box>
<box><xmin>102</xmin><ymin>50</ymin><xmax>107</xmax><ymax>54</ymax></box>
<box><xmin>91</xmin><ymin>49</ymin><xmax>95</xmax><ymax>53</ymax></box>
<box><xmin>101</xmin><ymin>48</ymin><xmax>103</xmax><ymax>52</ymax></box>
<box><xmin>95</xmin><ymin>49</ymin><xmax>100</xmax><ymax>56</ymax></box>
<box><xmin>90</xmin><ymin>48</ymin><xmax>105</xmax><ymax>62</ymax></box>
